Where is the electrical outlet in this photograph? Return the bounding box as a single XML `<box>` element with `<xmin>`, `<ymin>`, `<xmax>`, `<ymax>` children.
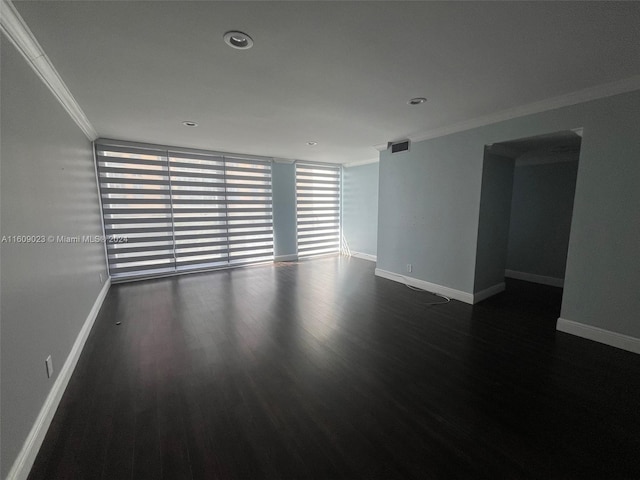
<box><xmin>45</xmin><ymin>355</ymin><xmax>53</xmax><ymax>378</ymax></box>
<box><xmin>99</xmin><ymin>273</ymin><xmax>104</xmax><ymax>284</ymax></box>
<box><xmin>407</xmin><ymin>264</ymin><xmax>412</xmax><ymax>273</ymax></box>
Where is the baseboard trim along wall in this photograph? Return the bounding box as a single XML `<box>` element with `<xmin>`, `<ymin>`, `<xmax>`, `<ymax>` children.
<box><xmin>274</xmin><ymin>254</ymin><xmax>298</xmax><ymax>262</ymax></box>
<box><xmin>350</xmin><ymin>252</ymin><xmax>377</xmax><ymax>262</ymax></box>
<box><xmin>6</xmin><ymin>278</ymin><xmax>111</xmax><ymax>480</ymax></box>
<box><xmin>375</xmin><ymin>268</ymin><xmax>473</xmax><ymax>304</ymax></box>
<box><xmin>473</xmin><ymin>283</ymin><xmax>506</xmax><ymax>304</ymax></box>
<box><xmin>557</xmin><ymin>318</ymin><xmax>640</xmax><ymax>355</ymax></box>
<box><xmin>505</xmin><ymin>269</ymin><xmax>564</xmax><ymax>288</ymax></box>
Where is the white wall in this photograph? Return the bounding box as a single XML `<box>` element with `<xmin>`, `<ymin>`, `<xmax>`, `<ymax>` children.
<box><xmin>1</xmin><ymin>35</ymin><xmax>108</xmax><ymax>477</ymax></box>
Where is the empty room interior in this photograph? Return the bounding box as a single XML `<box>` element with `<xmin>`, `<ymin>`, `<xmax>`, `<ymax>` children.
<box><xmin>2</xmin><ymin>1</ymin><xmax>640</xmax><ymax>479</ymax></box>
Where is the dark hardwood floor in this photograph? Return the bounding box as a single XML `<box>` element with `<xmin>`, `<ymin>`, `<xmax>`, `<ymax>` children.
<box><xmin>28</xmin><ymin>256</ymin><xmax>640</xmax><ymax>479</ymax></box>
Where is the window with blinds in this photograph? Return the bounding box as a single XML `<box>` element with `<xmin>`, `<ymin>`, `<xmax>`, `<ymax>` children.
<box><xmin>96</xmin><ymin>141</ymin><xmax>273</xmax><ymax>280</ymax></box>
<box><xmin>296</xmin><ymin>163</ymin><xmax>341</xmax><ymax>257</ymax></box>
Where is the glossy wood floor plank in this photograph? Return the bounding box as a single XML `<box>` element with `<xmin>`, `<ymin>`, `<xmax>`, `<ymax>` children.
<box><xmin>28</xmin><ymin>256</ymin><xmax>640</xmax><ymax>479</ymax></box>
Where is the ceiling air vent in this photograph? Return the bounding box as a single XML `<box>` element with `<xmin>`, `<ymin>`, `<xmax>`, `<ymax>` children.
<box><xmin>388</xmin><ymin>140</ymin><xmax>410</xmax><ymax>154</ymax></box>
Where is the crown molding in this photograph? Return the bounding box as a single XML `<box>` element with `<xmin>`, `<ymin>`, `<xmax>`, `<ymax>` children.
<box><xmin>343</xmin><ymin>158</ymin><xmax>379</xmax><ymax>168</ymax></box>
<box><xmin>374</xmin><ymin>75</ymin><xmax>640</xmax><ymax>151</ymax></box>
<box><xmin>0</xmin><ymin>0</ymin><xmax>98</xmax><ymax>140</ymax></box>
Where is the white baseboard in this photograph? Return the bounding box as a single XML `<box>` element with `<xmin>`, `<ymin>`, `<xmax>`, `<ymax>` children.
<box><xmin>505</xmin><ymin>269</ymin><xmax>564</xmax><ymax>288</ymax></box>
<box><xmin>350</xmin><ymin>252</ymin><xmax>377</xmax><ymax>262</ymax></box>
<box><xmin>557</xmin><ymin>318</ymin><xmax>640</xmax><ymax>355</ymax></box>
<box><xmin>274</xmin><ymin>254</ymin><xmax>298</xmax><ymax>262</ymax></box>
<box><xmin>6</xmin><ymin>278</ymin><xmax>111</xmax><ymax>480</ymax></box>
<box><xmin>375</xmin><ymin>268</ymin><xmax>473</xmax><ymax>304</ymax></box>
<box><xmin>473</xmin><ymin>282</ymin><xmax>506</xmax><ymax>303</ymax></box>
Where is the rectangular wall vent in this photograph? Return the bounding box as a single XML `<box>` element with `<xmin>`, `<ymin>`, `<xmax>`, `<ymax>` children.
<box><xmin>389</xmin><ymin>140</ymin><xmax>410</xmax><ymax>154</ymax></box>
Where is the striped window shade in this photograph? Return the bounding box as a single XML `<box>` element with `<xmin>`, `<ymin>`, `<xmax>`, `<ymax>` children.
<box><xmin>296</xmin><ymin>163</ymin><xmax>341</xmax><ymax>257</ymax></box>
<box><xmin>97</xmin><ymin>144</ymin><xmax>175</xmax><ymax>278</ymax></box>
<box><xmin>224</xmin><ymin>157</ymin><xmax>274</xmax><ymax>266</ymax></box>
<box><xmin>168</xmin><ymin>150</ymin><xmax>229</xmax><ymax>272</ymax></box>
<box><xmin>96</xmin><ymin>140</ymin><xmax>273</xmax><ymax>281</ymax></box>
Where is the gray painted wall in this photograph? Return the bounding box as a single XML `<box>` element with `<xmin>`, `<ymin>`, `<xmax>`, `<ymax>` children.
<box><xmin>507</xmin><ymin>158</ymin><xmax>578</xmax><ymax>279</ymax></box>
<box><xmin>1</xmin><ymin>37</ymin><xmax>108</xmax><ymax>477</ymax></box>
<box><xmin>473</xmin><ymin>152</ymin><xmax>515</xmax><ymax>292</ymax></box>
<box><xmin>377</xmin><ymin>89</ymin><xmax>640</xmax><ymax>339</ymax></box>
<box><xmin>272</xmin><ymin>162</ymin><xmax>297</xmax><ymax>258</ymax></box>
<box><xmin>343</xmin><ymin>162</ymin><xmax>379</xmax><ymax>256</ymax></box>
<box><xmin>377</xmin><ymin>135</ymin><xmax>484</xmax><ymax>293</ymax></box>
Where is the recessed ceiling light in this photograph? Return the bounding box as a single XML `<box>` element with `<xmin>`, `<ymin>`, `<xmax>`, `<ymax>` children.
<box><xmin>182</xmin><ymin>121</ymin><xmax>198</xmax><ymax>127</ymax></box>
<box><xmin>408</xmin><ymin>97</ymin><xmax>427</xmax><ymax>105</ymax></box>
<box><xmin>307</xmin><ymin>141</ymin><xmax>318</xmax><ymax>146</ymax></box>
<box><xmin>224</xmin><ymin>31</ymin><xmax>254</xmax><ymax>50</ymax></box>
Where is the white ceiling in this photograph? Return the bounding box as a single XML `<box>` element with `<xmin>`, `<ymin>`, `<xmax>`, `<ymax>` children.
<box><xmin>12</xmin><ymin>1</ymin><xmax>640</xmax><ymax>164</ymax></box>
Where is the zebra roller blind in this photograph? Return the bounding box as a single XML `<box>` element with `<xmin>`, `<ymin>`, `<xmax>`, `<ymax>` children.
<box><xmin>296</xmin><ymin>163</ymin><xmax>341</xmax><ymax>257</ymax></box>
<box><xmin>96</xmin><ymin>141</ymin><xmax>273</xmax><ymax>280</ymax></box>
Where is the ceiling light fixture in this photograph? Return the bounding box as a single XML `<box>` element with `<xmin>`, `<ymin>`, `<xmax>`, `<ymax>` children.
<box><xmin>224</xmin><ymin>31</ymin><xmax>254</xmax><ymax>50</ymax></box>
<box><xmin>182</xmin><ymin>121</ymin><xmax>198</xmax><ymax>127</ymax></box>
<box><xmin>408</xmin><ymin>97</ymin><xmax>427</xmax><ymax>106</ymax></box>
<box><xmin>307</xmin><ymin>141</ymin><xmax>318</xmax><ymax>146</ymax></box>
